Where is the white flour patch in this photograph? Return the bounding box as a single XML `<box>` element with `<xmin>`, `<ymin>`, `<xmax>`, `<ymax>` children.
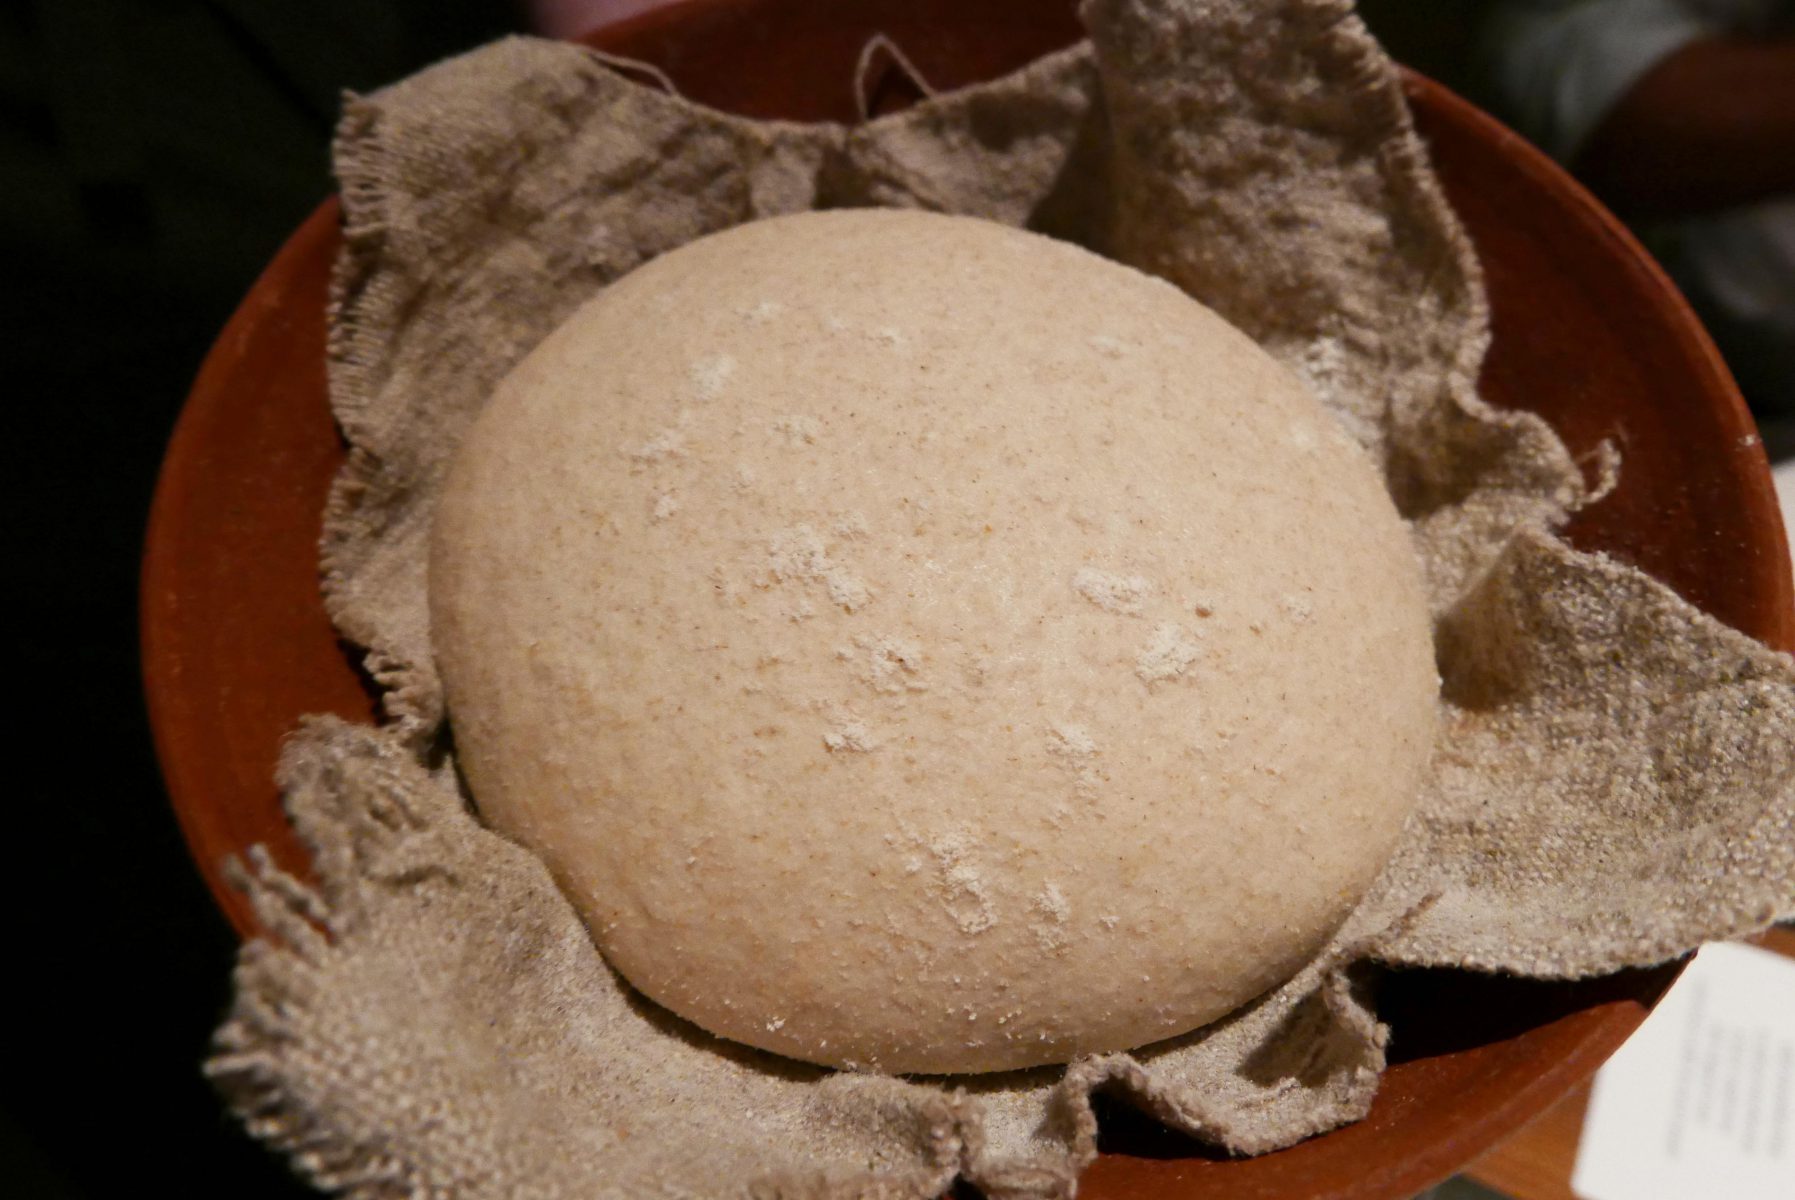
<box><xmin>1136</xmin><ymin>622</ymin><xmax>1203</xmax><ymax>685</ymax></box>
<box><xmin>771</xmin><ymin>414</ymin><xmax>820</xmax><ymax>446</ymax></box>
<box><xmin>1073</xmin><ymin>567</ymin><xmax>1153</xmax><ymax>616</ymax></box>
<box><xmin>1045</xmin><ymin>722</ymin><xmax>1103</xmax><ymax>801</ymax></box>
<box><xmin>624</xmin><ymin>426</ymin><xmax>684</xmax><ymax>463</ymax></box>
<box><xmin>766</xmin><ymin>524</ymin><xmax>872</xmax><ymax>613</ymax></box>
<box><xmin>1032</xmin><ymin>883</ymin><xmax>1071</xmax><ymax>951</ymax></box>
<box><xmin>822</xmin><ymin>717</ymin><xmax>878</xmax><ymax>753</ymax></box>
<box><xmin>905</xmin><ymin>826</ymin><xmax>995</xmax><ymax>936</ymax></box>
<box><xmin>857</xmin><ymin>634</ymin><xmax>927</xmax><ymax>694</ymax></box>
<box><xmin>689</xmin><ymin>354</ymin><xmax>736</xmax><ymax>401</ymax></box>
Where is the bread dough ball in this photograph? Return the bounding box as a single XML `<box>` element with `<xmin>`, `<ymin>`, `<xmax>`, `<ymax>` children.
<box><xmin>429</xmin><ymin>210</ymin><xmax>1436</xmax><ymax>1074</ymax></box>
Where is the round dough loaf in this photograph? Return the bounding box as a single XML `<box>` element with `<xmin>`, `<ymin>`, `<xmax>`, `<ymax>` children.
<box><xmin>430</xmin><ymin>209</ymin><xmax>1437</xmax><ymax>1074</ymax></box>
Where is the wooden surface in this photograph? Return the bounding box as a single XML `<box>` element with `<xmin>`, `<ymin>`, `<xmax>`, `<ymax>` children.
<box><xmin>1465</xmin><ymin>927</ymin><xmax>1795</xmax><ymax>1200</ymax></box>
<box><xmin>139</xmin><ymin>2</ymin><xmax>1793</xmax><ymax>1197</ymax></box>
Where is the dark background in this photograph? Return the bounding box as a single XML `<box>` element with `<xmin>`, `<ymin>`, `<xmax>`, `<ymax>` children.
<box><xmin>5</xmin><ymin>4</ymin><xmax>522</xmax><ymax>1195</ymax></box>
<box><xmin>0</xmin><ymin>2</ymin><xmax>1505</xmax><ymax>1195</ymax></box>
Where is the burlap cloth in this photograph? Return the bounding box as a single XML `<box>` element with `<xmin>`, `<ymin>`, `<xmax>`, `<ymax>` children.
<box><xmin>206</xmin><ymin>1</ymin><xmax>1795</xmax><ymax>1195</ymax></box>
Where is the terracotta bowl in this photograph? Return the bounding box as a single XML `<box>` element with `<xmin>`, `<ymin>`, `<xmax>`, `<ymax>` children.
<box><xmin>141</xmin><ymin>1</ymin><xmax>1792</xmax><ymax>1196</ymax></box>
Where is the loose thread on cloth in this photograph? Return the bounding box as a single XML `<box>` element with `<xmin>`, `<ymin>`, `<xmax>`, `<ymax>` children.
<box><xmin>587</xmin><ymin>48</ymin><xmax>681</xmax><ymax>98</ymax></box>
<box><xmin>853</xmin><ymin>33</ymin><xmax>939</xmax><ymax>122</ymax></box>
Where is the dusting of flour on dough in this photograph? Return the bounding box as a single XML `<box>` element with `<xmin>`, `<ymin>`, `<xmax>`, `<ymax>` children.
<box><xmin>854</xmin><ymin>634</ymin><xmax>926</xmax><ymax>694</ymax></box>
<box><xmin>1045</xmin><ymin>722</ymin><xmax>1102</xmax><ymax>801</ymax></box>
<box><xmin>1045</xmin><ymin>722</ymin><xmax>1095</xmax><ymax>758</ymax></box>
<box><xmin>906</xmin><ymin>827</ymin><xmax>994</xmax><ymax>936</ymax></box>
<box><xmin>824</xmin><ymin>575</ymin><xmax>870</xmax><ymax>613</ymax></box>
<box><xmin>623</xmin><ymin>425</ymin><xmax>684</xmax><ymax>463</ymax></box>
<box><xmin>650</xmin><ymin>492</ymin><xmax>679</xmax><ymax>523</ymax></box>
<box><xmin>1136</xmin><ymin>622</ymin><xmax>1204</xmax><ymax>685</ymax></box>
<box><xmin>771</xmin><ymin>415</ymin><xmax>820</xmax><ymax>446</ymax></box>
<box><xmin>1032</xmin><ymin>883</ymin><xmax>1071</xmax><ymax>952</ymax></box>
<box><xmin>765</xmin><ymin>525</ymin><xmax>872</xmax><ymax>613</ymax></box>
<box><xmin>688</xmin><ymin>354</ymin><xmax>735</xmax><ymax>401</ymax></box>
<box><xmin>1072</xmin><ymin>567</ymin><xmax>1153</xmax><ymax>616</ymax></box>
<box><xmin>822</xmin><ymin>717</ymin><xmax>878</xmax><ymax>753</ymax></box>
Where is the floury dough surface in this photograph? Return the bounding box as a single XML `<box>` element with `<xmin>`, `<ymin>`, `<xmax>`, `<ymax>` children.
<box><xmin>428</xmin><ymin>209</ymin><xmax>1439</xmax><ymax>1073</ymax></box>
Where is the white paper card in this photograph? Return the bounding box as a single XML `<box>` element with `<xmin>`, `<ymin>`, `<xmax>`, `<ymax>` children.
<box><xmin>1571</xmin><ymin>941</ymin><xmax>1795</xmax><ymax>1200</ymax></box>
<box><xmin>1771</xmin><ymin>457</ymin><xmax>1795</xmax><ymax>586</ymax></box>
